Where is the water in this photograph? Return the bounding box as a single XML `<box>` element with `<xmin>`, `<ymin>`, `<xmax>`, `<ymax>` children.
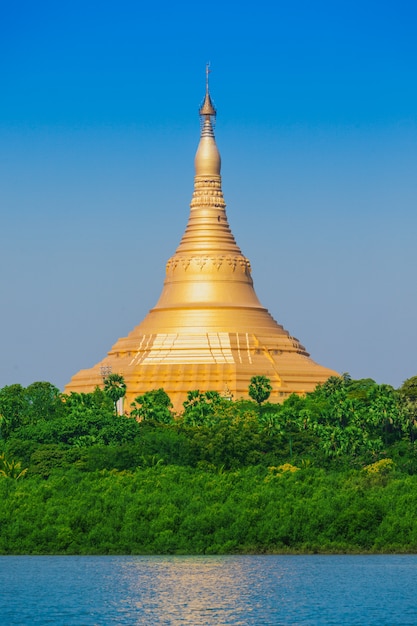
<box><xmin>1</xmin><ymin>555</ymin><xmax>417</xmax><ymax>625</ymax></box>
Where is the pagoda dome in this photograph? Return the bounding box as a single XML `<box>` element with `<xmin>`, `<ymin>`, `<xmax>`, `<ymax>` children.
<box><xmin>65</xmin><ymin>68</ymin><xmax>337</xmax><ymax>411</ymax></box>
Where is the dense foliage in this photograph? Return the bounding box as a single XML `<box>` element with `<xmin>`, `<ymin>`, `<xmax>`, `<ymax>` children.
<box><xmin>0</xmin><ymin>374</ymin><xmax>417</xmax><ymax>554</ymax></box>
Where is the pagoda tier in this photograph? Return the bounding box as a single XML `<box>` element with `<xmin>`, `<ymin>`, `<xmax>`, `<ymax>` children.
<box><xmin>65</xmin><ymin>71</ymin><xmax>337</xmax><ymax>411</ymax></box>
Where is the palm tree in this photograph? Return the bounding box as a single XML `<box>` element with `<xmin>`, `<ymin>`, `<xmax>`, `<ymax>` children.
<box><xmin>103</xmin><ymin>373</ymin><xmax>126</xmax><ymax>415</ymax></box>
<box><xmin>248</xmin><ymin>376</ymin><xmax>272</xmax><ymax>405</ymax></box>
<box><xmin>0</xmin><ymin>453</ymin><xmax>28</xmax><ymax>479</ymax></box>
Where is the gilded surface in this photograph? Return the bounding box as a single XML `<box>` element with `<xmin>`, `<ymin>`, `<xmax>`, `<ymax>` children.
<box><xmin>65</xmin><ymin>74</ymin><xmax>337</xmax><ymax>411</ymax></box>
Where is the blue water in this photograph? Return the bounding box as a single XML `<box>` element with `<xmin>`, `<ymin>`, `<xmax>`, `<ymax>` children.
<box><xmin>1</xmin><ymin>555</ymin><xmax>417</xmax><ymax>625</ymax></box>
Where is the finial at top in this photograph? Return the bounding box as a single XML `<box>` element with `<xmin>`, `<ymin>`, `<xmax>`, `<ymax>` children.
<box><xmin>199</xmin><ymin>63</ymin><xmax>216</xmax><ymax>117</ymax></box>
<box><xmin>205</xmin><ymin>62</ymin><xmax>211</xmax><ymax>92</ymax></box>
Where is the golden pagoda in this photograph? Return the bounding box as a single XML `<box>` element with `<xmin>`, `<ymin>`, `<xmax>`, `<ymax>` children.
<box><xmin>66</xmin><ymin>68</ymin><xmax>337</xmax><ymax>411</ymax></box>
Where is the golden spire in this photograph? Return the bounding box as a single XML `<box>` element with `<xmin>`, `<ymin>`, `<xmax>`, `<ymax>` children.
<box><xmin>194</xmin><ymin>63</ymin><xmax>221</xmax><ymax>178</ymax></box>
<box><xmin>175</xmin><ymin>65</ymin><xmax>239</xmax><ymax>255</ymax></box>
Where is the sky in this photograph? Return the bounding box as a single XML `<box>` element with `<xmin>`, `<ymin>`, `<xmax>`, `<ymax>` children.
<box><xmin>1</xmin><ymin>0</ymin><xmax>416</xmax><ymax>391</ymax></box>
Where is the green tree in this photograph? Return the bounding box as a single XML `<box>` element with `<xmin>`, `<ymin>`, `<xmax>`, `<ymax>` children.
<box><xmin>248</xmin><ymin>376</ymin><xmax>272</xmax><ymax>405</ymax></box>
<box><xmin>399</xmin><ymin>376</ymin><xmax>417</xmax><ymax>402</ymax></box>
<box><xmin>0</xmin><ymin>382</ymin><xmax>64</xmax><ymax>440</ymax></box>
<box><xmin>130</xmin><ymin>389</ymin><xmax>174</xmax><ymax>424</ymax></box>
<box><xmin>297</xmin><ymin>375</ymin><xmax>382</xmax><ymax>460</ymax></box>
<box><xmin>0</xmin><ymin>384</ymin><xmax>26</xmax><ymax>439</ymax></box>
<box><xmin>103</xmin><ymin>374</ymin><xmax>127</xmax><ymax>414</ymax></box>
<box><xmin>24</xmin><ymin>382</ymin><xmax>63</xmax><ymax>423</ymax></box>
<box><xmin>258</xmin><ymin>404</ymin><xmax>283</xmax><ymax>436</ymax></box>
<box><xmin>63</xmin><ymin>388</ymin><xmax>114</xmax><ymax>418</ymax></box>
<box><xmin>182</xmin><ymin>390</ymin><xmax>222</xmax><ymax>426</ymax></box>
<box><xmin>366</xmin><ymin>384</ymin><xmax>407</xmax><ymax>445</ymax></box>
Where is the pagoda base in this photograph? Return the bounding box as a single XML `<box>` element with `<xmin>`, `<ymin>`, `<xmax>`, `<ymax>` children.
<box><xmin>65</xmin><ymin>327</ymin><xmax>337</xmax><ymax>412</ymax></box>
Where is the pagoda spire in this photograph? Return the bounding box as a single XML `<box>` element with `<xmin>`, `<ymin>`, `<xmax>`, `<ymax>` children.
<box><xmin>159</xmin><ymin>66</ymin><xmax>256</xmax><ymax>309</ymax></box>
<box><xmin>175</xmin><ymin>67</ymin><xmax>241</xmax><ymax>256</ymax></box>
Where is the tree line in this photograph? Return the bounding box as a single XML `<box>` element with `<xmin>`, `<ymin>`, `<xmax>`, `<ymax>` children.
<box><xmin>1</xmin><ymin>374</ymin><xmax>417</xmax><ymax>475</ymax></box>
<box><xmin>0</xmin><ymin>373</ymin><xmax>417</xmax><ymax>553</ymax></box>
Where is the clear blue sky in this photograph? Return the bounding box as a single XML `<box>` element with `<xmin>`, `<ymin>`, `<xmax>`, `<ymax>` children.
<box><xmin>1</xmin><ymin>0</ymin><xmax>416</xmax><ymax>390</ymax></box>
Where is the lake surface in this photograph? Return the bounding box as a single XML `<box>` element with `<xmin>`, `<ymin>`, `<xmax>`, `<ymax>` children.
<box><xmin>1</xmin><ymin>554</ymin><xmax>417</xmax><ymax>625</ymax></box>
